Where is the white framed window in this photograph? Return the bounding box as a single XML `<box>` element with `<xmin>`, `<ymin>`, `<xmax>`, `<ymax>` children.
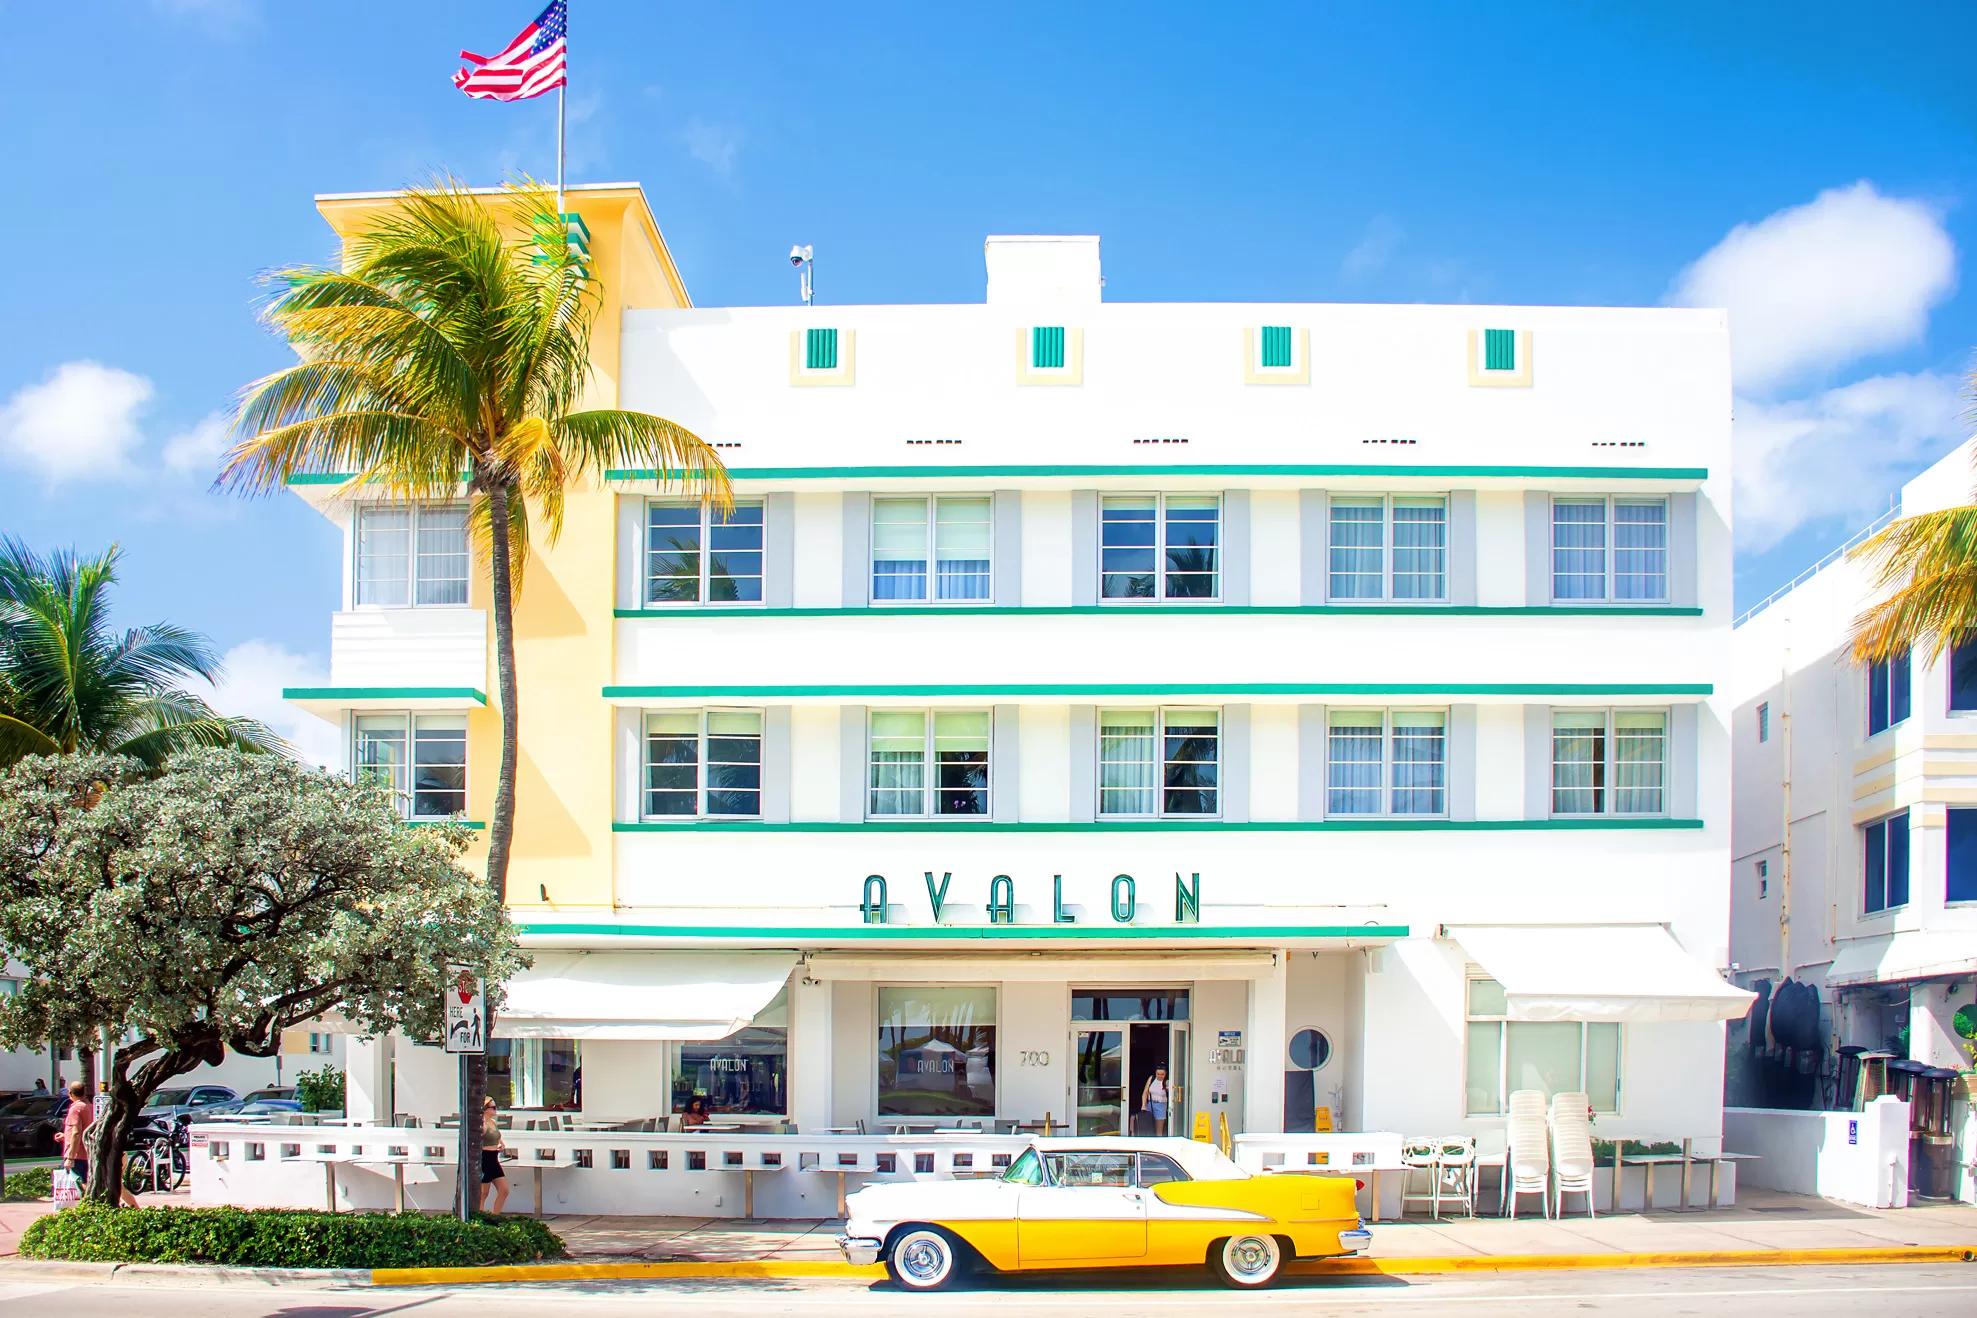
<box><xmin>353</xmin><ymin>713</ymin><xmax>467</xmax><ymax>819</ymax></box>
<box><xmin>1756</xmin><ymin>702</ymin><xmax>1769</xmax><ymax>743</ymax></box>
<box><xmin>1551</xmin><ymin>497</ymin><xmax>1668</xmax><ymax>602</ymax></box>
<box><xmin>643</xmin><ymin>709</ymin><xmax>764</xmax><ymax>818</ymax></box>
<box><xmin>869</xmin><ymin>710</ymin><xmax>990</xmax><ymax>818</ymax></box>
<box><xmin>1100</xmin><ymin>493</ymin><xmax>1220</xmax><ymax>600</ymax></box>
<box><xmin>872</xmin><ymin>496</ymin><xmax>992</xmax><ymax>602</ymax></box>
<box><xmin>1326</xmin><ymin>709</ymin><xmax>1447</xmax><ymax>817</ymax></box>
<box><xmin>1551</xmin><ymin>709</ymin><xmax>1667</xmax><ymax>816</ymax></box>
<box><xmin>1098</xmin><ymin>709</ymin><xmax>1219</xmax><ymax>817</ymax></box>
<box><xmin>1465</xmin><ymin>976</ymin><xmax>1620</xmax><ymax>1115</ymax></box>
<box><xmin>1328</xmin><ymin>495</ymin><xmax>1448</xmax><ymax>601</ymax></box>
<box><xmin>307</xmin><ymin>1033</ymin><xmax>332</xmax><ymax>1055</ymax></box>
<box><xmin>645</xmin><ymin>500</ymin><xmax>765</xmax><ymax>604</ymax></box>
<box><xmin>354</xmin><ymin>505</ymin><xmax>469</xmax><ymax>607</ymax></box>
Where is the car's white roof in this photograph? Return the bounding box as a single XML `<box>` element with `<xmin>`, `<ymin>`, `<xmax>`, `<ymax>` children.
<box><xmin>1028</xmin><ymin>1136</ymin><xmax>1249</xmax><ymax>1181</ymax></box>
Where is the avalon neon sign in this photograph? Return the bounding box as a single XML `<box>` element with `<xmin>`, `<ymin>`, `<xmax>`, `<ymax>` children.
<box><xmin>859</xmin><ymin>871</ymin><xmax>1201</xmax><ymax>926</ymax></box>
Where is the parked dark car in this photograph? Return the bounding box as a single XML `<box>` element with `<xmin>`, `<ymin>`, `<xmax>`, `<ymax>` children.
<box><xmin>138</xmin><ymin>1085</ymin><xmax>239</xmax><ymax>1121</ymax></box>
<box><xmin>0</xmin><ymin>1094</ymin><xmax>71</xmax><ymax>1156</ymax></box>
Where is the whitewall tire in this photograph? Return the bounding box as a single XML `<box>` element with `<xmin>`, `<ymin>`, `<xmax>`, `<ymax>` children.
<box><xmin>887</xmin><ymin>1227</ymin><xmax>961</xmax><ymax>1292</ymax></box>
<box><xmin>1211</xmin><ymin>1233</ymin><xmax>1285</xmax><ymax>1289</ymax></box>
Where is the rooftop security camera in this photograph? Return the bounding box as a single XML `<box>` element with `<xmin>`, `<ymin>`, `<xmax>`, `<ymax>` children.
<box><xmin>789</xmin><ymin>244</ymin><xmax>813</xmax><ymax>266</ymax></box>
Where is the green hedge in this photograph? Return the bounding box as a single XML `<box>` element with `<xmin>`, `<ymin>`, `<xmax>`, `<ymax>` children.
<box><xmin>20</xmin><ymin>1204</ymin><xmax>564</xmax><ymax>1269</ymax></box>
<box><xmin>3</xmin><ymin>1166</ymin><xmax>53</xmax><ymax>1202</ymax></box>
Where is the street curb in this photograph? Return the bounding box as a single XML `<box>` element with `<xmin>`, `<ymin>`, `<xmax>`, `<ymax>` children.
<box><xmin>0</xmin><ymin>1259</ymin><xmax>370</xmax><ymax>1288</ymax></box>
<box><xmin>369</xmin><ymin>1245</ymin><xmax>1977</xmax><ymax>1287</ymax></box>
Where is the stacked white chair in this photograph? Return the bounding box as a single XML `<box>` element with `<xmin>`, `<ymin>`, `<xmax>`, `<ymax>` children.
<box><xmin>1505</xmin><ymin>1089</ymin><xmax>1551</xmax><ymax>1218</ymax></box>
<box><xmin>1548</xmin><ymin>1091</ymin><xmax>1597</xmax><ymax>1218</ymax></box>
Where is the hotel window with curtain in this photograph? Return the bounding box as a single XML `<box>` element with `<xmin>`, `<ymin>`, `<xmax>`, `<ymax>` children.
<box><xmin>871</xmin><ymin>496</ymin><xmax>992</xmax><ymax>602</ymax></box>
<box><xmin>1100</xmin><ymin>494</ymin><xmax>1220</xmax><ymax>600</ymax></box>
<box><xmin>353</xmin><ymin>713</ymin><xmax>467</xmax><ymax>820</ymax></box>
<box><xmin>645</xmin><ymin>500</ymin><xmax>764</xmax><ymax>604</ymax></box>
<box><xmin>868</xmin><ymin>711</ymin><xmax>990</xmax><ymax>818</ymax></box>
<box><xmin>1866</xmin><ymin>650</ymin><xmax>1911</xmax><ymax>736</ymax></box>
<box><xmin>1551</xmin><ymin>710</ymin><xmax>1667</xmax><ymax>816</ymax></box>
<box><xmin>1327</xmin><ymin>496</ymin><xmax>1448</xmax><ymax>601</ymax></box>
<box><xmin>643</xmin><ymin>710</ymin><xmax>763</xmax><ymax>819</ymax></box>
<box><xmin>1326</xmin><ymin>710</ymin><xmax>1447</xmax><ymax>816</ymax></box>
<box><xmin>1099</xmin><ymin>709</ymin><xmax>1219</xmax><ymax>817</ymax></box>
<box><xmin>354</xmin><ymin>505</ymin><xmax>469</xmax><ymax>607</ymax></box>
<box><xmin>1863</xmin><ymin>810</ymin><xmax>1910</xmax><ymax>914</ymax></box>
<box><xmin>1551</xmin><ymin>497</ymin><xmax>1667</xmax><ymax>602</ymax></box>
<box><xmin>1465</xmin><ymin>977</ymin><xmax>1620</xmax><ymax>1116</ymax></box>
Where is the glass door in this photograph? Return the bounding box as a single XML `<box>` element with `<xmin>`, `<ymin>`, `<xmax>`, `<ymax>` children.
<box><xmin>1073</xmin><ymin>1029</ymin><xmax>1124</xmax><ymax>1136</ymax></box>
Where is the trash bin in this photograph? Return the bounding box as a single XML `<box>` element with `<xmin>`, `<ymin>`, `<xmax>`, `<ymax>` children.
<box><xmin>1913</xmin><ymin>1067</ymin><xmax>1961</xmax><ymax>1200</ymax></box>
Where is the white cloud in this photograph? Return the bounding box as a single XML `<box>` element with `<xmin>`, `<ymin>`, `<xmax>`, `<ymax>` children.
<box><xmin>683</xmin><ymin>116</ymin><xmax>744</xmax><ymax>180</ymax></box>
<box><xmin>1669</xmin><ymin>182</ymin><xmax>1956</xmax><ymax>392</ymax></box>
<box><xmin>0</xmin><ymin>361</ymin><xmax>154</xmax><ymax>482</ymax></box>
<box><xmin>161</xmin><ymin>411</ymin><xmax>233</xmax><ymax>479</ymax></box>
<box><xmin>1342</xmin><ymin>216</ymin><xmax>1403</xmax><ymax>279</ymax></box>
<box><xmin>200</xmin><ymin>641</ymin><xmax>342</xmax><ymax>771</ymax></box>
<box><xmin>1733</xmin><ymin>371</ymin><xmax>1967</xmax><ymax>553</ymax></box>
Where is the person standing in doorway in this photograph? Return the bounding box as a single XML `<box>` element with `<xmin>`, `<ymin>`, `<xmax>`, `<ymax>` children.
<box><xmin>478</xmin><ymin>1097</ymin><xmax>509</xmax><ymax>1214</ymax></box>
<box><xmin>1140</xmin><ymin>1065</ymin><xmax>1170</xmax><ymax>1136</ymax></box>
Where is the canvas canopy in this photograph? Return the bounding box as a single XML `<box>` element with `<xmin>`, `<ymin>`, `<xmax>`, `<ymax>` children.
<box><xmin>1448</xmin><ymin>924</ymin><xmax>1755</xmax><ymax>1023</ymax></box>
<box><xmin>494</xmin><ymin>951</ymin><xmax>798</xmax><ymax>1040</ymax></box>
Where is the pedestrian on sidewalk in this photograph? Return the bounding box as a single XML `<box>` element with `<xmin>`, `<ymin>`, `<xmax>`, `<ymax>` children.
<box><xmin>478</xmin><ymin>1097</ymin><xmax>509</xmax><ymax>1214</ymax></box>
<box><xmin>57</xmin><ymin>1082</ymin><xmax>90</xmax><ymax>1185</ymax></box>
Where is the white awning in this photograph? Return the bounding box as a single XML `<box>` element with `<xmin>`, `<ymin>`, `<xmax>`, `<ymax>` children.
<box><xmin>1447</xmin><ymin>925</ymin><xmax>1755</xmax><ymax>1024</ymax></box>
<box><xmin>1827</xmin><ymin>933</ymin><xmax>1977</xmax><ymax>987</ymax></box>
<box><xmin>494</xmin><ymin>951</ymin><xmax>797</xmax><ymax>1040</ymax></box>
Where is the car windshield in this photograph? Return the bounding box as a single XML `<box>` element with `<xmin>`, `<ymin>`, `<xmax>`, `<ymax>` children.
<box><xmin>1043</xmin><ymin>1152</ymin><xmax>1136</xmax><ymax>1187</ymax></box>
<box><xmin>0</xmin><ymin>1097</ymin><xmax>35</xmax><ymax>1116</ymax></box>
<box><xmin>1001</xmin><ymin>1148</ymin><xmax>1045</xmax><ymax>1186</ymax></box>
<box><xmin>12</xmin><ymin>1097</ymin><xmax>59</xmax><ymax>1116</ymax></box>
<box><xmin>145</xmin><ymin>1089</ymin><xmax>193</xmax><ymax>1108</ymax></box>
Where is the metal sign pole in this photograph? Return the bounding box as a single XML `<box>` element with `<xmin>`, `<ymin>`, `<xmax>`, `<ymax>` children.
<box><xmin>445</xmin><ymin>966</ymin><xmax>486</xmax><ymax>1222</ymax></box>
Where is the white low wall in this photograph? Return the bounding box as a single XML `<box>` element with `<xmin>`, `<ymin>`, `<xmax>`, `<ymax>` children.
<box><xmin>1724</xmin><ymin>1099</ymin><xmax>1910</xmax><ymax>1208</ymax></box>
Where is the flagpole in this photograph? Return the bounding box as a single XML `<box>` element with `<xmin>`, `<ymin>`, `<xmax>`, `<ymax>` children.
<box><xmin>556</xmin><ymin>83</ymin><xmax>566</xmax><ymax>218</ymax></box>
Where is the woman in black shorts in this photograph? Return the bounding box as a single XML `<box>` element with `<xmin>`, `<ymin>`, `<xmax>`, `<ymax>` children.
<box><xmin>478</xmin><ymin>1097</ymin><xmax>509</xmax><ymax>1213</ymax></box>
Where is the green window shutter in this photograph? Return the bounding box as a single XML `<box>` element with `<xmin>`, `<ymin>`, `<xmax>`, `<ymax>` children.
<box><xmin>1032</xmin><ymin>326</ymin><xmax>1066</xmax><ymax>370</ymax></box>
<box><xmin>806</xmin><ymin>327</ymin><xmax>839</xmax><ymax>371</ymax></box>
<box><xmin>1260</xmin><ymin>325</ymin><xmax>1293</xmax><ymax>368</ymax></box>
<box><xmin>1484</xmin><ymin>328</ymin><xmax>1516</xmax><ymax>372</ymax></box>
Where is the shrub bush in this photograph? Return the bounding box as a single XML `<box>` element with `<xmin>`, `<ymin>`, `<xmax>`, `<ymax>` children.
<box><xmin>19</xmin><ymin>1204</ymin><xmax>564</xmax><ymax>1269</ymax></box>
<box><xmin>3</xmin><ymin>1165</ymin><xmax>53</xmax><ymax>1201</ymax></box>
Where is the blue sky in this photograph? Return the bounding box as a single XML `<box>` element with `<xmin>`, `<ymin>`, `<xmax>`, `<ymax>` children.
<box><xmin>3</xmin><ymin>1</ymin><xmax>1974</xmax><ymax>752</ymax></box>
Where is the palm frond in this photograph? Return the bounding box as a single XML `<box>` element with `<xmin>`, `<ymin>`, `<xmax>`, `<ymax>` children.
<box><xmin>1848</xmin><ymin>504</ymin><xmax>1977</xmax><ymax>665</ymax></box>
<box><xmin>0</xmin><ymin>713</ymin><xmax>62</xmax><ymax>767</ymax></box>
<box><xmin>555</xmin><ymin>410</ymin><xmax>731</xmax><ymax>512</ymax></box>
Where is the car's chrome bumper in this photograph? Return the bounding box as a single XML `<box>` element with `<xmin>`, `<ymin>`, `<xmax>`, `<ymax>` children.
<box><xmin>837</xmin><ymin>1235</ymin><xmax>883</xmax><ymax>1266</ymax></box>
<box><xmin>1338</xmin><ymin>1229</ymin><xmax>1372</xmax><ymax>1253</ymax></box>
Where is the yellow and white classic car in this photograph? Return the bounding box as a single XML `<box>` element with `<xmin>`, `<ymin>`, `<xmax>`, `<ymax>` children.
<box><xmin>837</xmin><ymin>1136</ymin><xmax>1370</xmax><ymax>1290</ymax></box>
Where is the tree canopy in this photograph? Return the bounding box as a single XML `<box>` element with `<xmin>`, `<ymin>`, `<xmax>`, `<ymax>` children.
<box><xmin>0</xmin><ymin>749</ymin><xmax>523</xmax><ymax>1202</ymax></box>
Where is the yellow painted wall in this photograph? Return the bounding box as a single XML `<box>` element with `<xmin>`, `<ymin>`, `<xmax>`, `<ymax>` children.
<box><xmin>312</xmin><ymin>183</ymin><xmax>693</xmax><ymax>913</ymax></box>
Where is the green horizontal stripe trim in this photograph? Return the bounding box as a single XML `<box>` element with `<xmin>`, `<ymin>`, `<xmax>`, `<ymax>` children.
<box><xmin>517</xmin><ymin>922</ymin><xmax>1411</xmax><ymax>941</ymax></box>
<box><xmin>283</xmin><ymin>686</ymin><xmax>489</xmax><ymax>704</ymax></box>
<box><xmin>612</xmin><ymin>818</ymin><xmax>1704</xmax><ymax>833</ymax></box>
<box><xmin>615</xmin><ymin>606</ymin><xmax>1703</xmax><ymax>619</ymax></box>
<box><xmin>605</xmin><ymin>464</ymin><xmax>1708</xmax><ymax>482</ymax></box>
<box><xmin>408</xmin><ymin>820</ymin><xmax>487</xmax><ymax>830</ymax></box>
<box><xmin>604</xmin><ymin>682</ymin><xmax>1712</xmax><ymax>698</ymax></box>
<box><xmin>287</xmin><ymin>473</ymin><xmax>356</xmax><ymax>486</ymax></box>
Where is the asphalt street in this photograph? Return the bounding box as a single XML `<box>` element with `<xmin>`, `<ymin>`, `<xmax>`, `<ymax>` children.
<box><xmin>1</xmin><ymin>1265</ymin><xmax>1975</xmax><ymax>1317</ymax></box>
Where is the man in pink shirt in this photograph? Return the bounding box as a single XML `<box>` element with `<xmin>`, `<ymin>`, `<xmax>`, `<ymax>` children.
<box><xmin>57</xmin><ymin>1081</ymin><xmax>91</xmax><ymax>1183</ymax></box>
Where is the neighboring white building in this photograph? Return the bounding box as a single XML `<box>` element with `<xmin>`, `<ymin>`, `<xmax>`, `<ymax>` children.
<box><xmin>1732</xmin><ymin>440</ymin><xmax>1977</xmax><ymax>1083</ymax></box>
<box><xmin>287</xmin><ymin>194</ymin><xmax>1745</xmax><ymax>1163</ymax></box>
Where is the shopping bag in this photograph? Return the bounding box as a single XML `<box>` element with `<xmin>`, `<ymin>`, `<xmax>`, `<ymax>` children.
<box><xmin>51</xmin><ymin>1168</ymin><xmax>82</xmax><ymax>1209</ymax></box>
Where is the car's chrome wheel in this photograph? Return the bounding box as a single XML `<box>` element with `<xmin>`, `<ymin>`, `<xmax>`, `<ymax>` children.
<box><xmin>887</xmin><ymin>1227</ymin><xmax>959</xmax><ymax>1292</ymax></box>
<box><xmin>1212</xmin><ymin>1233</ymin><xmax>1285</xmax><ymax>1289</ymax></box>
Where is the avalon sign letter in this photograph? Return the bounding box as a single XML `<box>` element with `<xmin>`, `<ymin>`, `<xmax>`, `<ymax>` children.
<box><xmin>859</xmin><ymin>871</ymin><xmax>1200</xmax><ymax>926</ymax></box>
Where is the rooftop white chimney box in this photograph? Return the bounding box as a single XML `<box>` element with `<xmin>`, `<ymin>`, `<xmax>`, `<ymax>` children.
<box><xmin>984</xmin><ymin>235</ymin><xmax>1102</xmax><ymax>305</ymax></box>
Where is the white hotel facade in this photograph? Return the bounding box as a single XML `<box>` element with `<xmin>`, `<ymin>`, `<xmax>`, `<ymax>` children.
<box><xmin>289</xmin><ymin>188</ymin><xmax>1746</xmax><ymax>1160</ymax></box>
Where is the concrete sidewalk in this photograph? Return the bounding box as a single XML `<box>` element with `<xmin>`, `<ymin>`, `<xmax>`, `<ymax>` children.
<box><xmin>528</xmin><ymin>1188</ymin><xmax>1977</xmax><ymax>1264</ymax></box>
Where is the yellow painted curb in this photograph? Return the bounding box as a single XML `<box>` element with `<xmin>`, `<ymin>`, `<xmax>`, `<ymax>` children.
<box><xmin>371</xmin><ymin>1245</ymin><xmax>1977</xmax><ymax>1287</ymax></box>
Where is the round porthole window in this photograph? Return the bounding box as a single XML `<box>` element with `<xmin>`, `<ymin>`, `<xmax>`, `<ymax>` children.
<box><xmin>1288</xmin><ymin>1028</ymin><xmax>1332</xmax><ymax>1071</ymax></box>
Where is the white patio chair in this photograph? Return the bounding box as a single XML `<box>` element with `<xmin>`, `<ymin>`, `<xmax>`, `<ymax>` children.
<box><xmin>1398</xmin><ymin>1138</ymin><xmax>1442</xmax><ymax>1218</ymax></box>
<box><xmin>1505</xmin><ymin>1090</ymin><xmax>1551</xmax><ymax>1219</ymax></box>
<box><xmin>1436</xmin><ymin>1136</ymin><xmax>1478</xmax><ymax>1218</ymax></box>
<box><xmin>1548</xmin><ymin>1091</ymin><xmax>1596</xmax><ymax>1218</ymax></box>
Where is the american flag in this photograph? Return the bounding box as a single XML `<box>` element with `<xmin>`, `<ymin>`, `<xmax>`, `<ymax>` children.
<box><xmin>453</xmin><ymin>2</ymin><xmax>567</xmax><ymax>102</ymax></box>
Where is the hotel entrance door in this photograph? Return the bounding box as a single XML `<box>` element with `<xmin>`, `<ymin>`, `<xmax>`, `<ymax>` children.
<box><xmin>1070</xmin><ymin>989</ymin><xmax>1190</xmax><ymax>1137</ymax></box>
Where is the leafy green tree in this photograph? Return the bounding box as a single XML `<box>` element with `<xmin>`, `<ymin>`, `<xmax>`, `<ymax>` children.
<box><xmin>0</xmin><ymin>539</ymin><xmax>280</xmax><ymax>768</ymax></box>
<box><xmin>0</xmin><ymin>749</ymin><xmax>524</xmax><ymax>1205</ymax></box>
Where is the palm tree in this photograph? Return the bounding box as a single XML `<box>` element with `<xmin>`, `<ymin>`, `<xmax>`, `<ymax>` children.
<box><xmin>0</xmin><ymin>538</ymin><xmax>281</xmax><ymax>767</ymax></box>
<box><xmin>1849</xmin><ymin>373</ymin><xmax>1977</xmax><ymax>665</ymax></box>
<box><xmin>215</xmin><ymin>179</ymin><xmax>730</xmax><ymax>1210</ymax></box>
